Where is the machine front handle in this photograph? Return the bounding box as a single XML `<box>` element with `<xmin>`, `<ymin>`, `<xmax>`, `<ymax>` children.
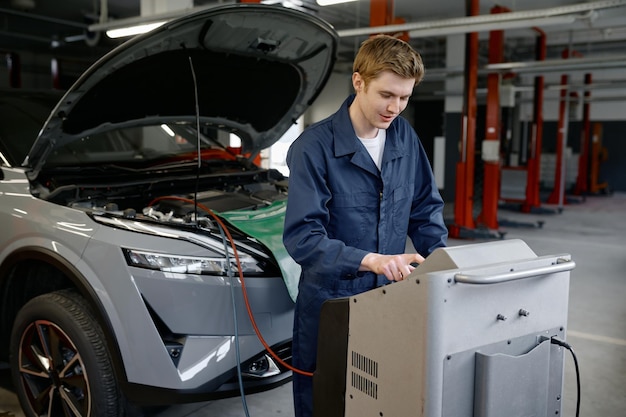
<box><xmin>454</xmin><ymin>258</ymin><xmax>575</xmax><ymax>284</ymax></box>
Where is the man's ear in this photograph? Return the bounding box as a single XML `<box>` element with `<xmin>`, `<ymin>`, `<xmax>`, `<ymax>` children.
<box><xmin>352</xmin><ymin>72</ymin><xmax>364</xmax><ymax>92</ymax></box>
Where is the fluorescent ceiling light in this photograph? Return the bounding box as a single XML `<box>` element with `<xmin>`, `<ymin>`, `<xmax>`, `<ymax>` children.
<box><xmin>160</xmin><ymin>124</ymin><xmax>175</xmax><ymax>137</ymax></box>
<box><xmin>87</xmin><ymin>3</ymin><xmax>221</xmax><ymax>35</ymax></box>
<box><xmin>106</xmin><ymin>21</ymin><xmax>167</xmax><ymax>38</ymax></box>
<box><xmin>317</xmin><ymin>0</ymin><xmax>358</xmax><ymax>5</ymax></box>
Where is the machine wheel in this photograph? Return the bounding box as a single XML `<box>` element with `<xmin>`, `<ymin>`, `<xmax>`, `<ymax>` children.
<box><xmin>9</xmin><ymin>289</ymin><xmax>121</xmax><ymax>417</ymax></box>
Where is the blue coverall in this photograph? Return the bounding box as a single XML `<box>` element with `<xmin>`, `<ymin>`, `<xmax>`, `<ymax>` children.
<box><xmin>283</xmin><ymin>94</ymin><xmax>448</xmax><ymax>417</ymax></box>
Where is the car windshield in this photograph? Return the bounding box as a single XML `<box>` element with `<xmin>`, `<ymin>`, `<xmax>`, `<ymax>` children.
<box><xmin>46</xmin><ymin>124</ymin><xmax>238</xmax><ymax>168</ymax></box>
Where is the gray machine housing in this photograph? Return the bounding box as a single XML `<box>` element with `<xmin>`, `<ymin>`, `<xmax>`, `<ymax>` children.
<box><xmin>314</xmin><ymin>239</ymin><xmax>574</xmax><ymax>417</ymax></box>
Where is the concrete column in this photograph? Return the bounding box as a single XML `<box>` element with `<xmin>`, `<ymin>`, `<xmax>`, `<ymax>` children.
<box><xmin>441</xmin><ymin>35</ymin><xmax>465</xmax><ymax>204</ymax></box>
<box><xmin>444</xmin><ymin>36</ymin><xmax>464</xmax><ymax>116</ymax></box>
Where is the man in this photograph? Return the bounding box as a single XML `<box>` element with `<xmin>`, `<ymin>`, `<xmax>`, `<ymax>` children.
<box><xmin>283</xmin><ymin>34</ymin><xmax>448</xmax><ymax>417</ymax></box>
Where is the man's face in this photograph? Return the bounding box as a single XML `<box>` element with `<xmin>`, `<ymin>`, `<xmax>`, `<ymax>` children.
<box><xmin>353</xmin><ymin>70</ymin><xmax>415</xmax><ymax>133</ymax></box>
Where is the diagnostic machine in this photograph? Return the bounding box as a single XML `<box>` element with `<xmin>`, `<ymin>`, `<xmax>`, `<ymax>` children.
<box><xmin>314</xmin><ymin>239</ymin><xmax>574</xmax><ymax>417</ymax></box>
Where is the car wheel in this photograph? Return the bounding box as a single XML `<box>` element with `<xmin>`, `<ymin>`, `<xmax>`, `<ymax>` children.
<box><xmin>10</xmin><ymin>289</ymin><xmax>121</xmax><ymax>417</ymax></box>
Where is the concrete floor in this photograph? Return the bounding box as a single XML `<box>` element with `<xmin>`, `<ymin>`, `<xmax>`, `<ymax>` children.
<box><xmin>1</xmin><ymin>192</ymin><xmax>625</xmax><ymax>417</ymax></box>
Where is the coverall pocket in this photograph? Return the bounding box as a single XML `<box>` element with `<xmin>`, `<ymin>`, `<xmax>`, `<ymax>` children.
<box><xmin>328</xmin><ymin>192</ymin><xmax>378</xmax><ymax>247</ymax></box>
<box><xmin>392</xmin><ymin>183</ymin><xmax>412</xmax><ymax>235</ymax></box>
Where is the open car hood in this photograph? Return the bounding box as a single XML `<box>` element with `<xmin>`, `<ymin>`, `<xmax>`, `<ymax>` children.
<box><xmin>25</xmin><ymin>4</ymin><xmax>337</xmax><ymax>175</ymax></box>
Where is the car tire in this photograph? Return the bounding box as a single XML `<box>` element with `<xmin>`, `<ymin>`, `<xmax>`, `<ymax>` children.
<box><xmin>9</xmin><ymin>289</ymin><xmax>121</xmax><ymax>417</ymax></box>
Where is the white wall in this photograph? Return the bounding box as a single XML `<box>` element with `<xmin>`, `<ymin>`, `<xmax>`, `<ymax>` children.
<box><xmin>267</xmin><ymin>71</ymin><xmax>352</xmax><ymax>175</ymax></box>
<box><xmin>303</xmin><ymin>71</ymin><xmax>353</xmax><ymax>127</ymax></box>
<box><xmin>266</xmin><ymin>119</ymin><xmax>303</xmax><ymax>176</ymax></box>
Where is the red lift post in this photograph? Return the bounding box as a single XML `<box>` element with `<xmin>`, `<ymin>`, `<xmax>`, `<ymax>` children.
<box><xmin>589</xmin><ymin>122</ymin><xmax>609</xmax><ymax>194</ymax></box>
<box><xmin>546</xmin><ymin>71</ymin><xmax>569</xmax><ymax>207</ymax></box>
<box><xmin>522</xmin><ymin>30</ymin><xmax>547</xmax><ymax>212</ymax></box>
<box><xmin>478</xmin><ymin>5</ymin><xmax>508</xmax><ymax>230</ymax></box>
<box><xmin>450</xmin><ymin>0</ymin><xmax>479</xmax><ymax>238</ymax></box>
<box><xmin>369</xmin><ymin>0</ymin><xmax>409</xmax><ymax>40</ymax></box>
<box><xmin>547</xmin><ymin>49</ymin><xmax>583</xmax><ymax>207</ymax></box>
<box><xmin>369</xmin><ymin>0</ymin><xmax>393</xmax><ymax>27</ymax></box>
<box><xmin>51</xmin><ymin>58</ymin><xmax>62</xmax><ymax>90</ymax></box>
<box><xmin>574</xmin><ymin>73</ymin><xmax>592</xmax><ymax>195</ymax></box>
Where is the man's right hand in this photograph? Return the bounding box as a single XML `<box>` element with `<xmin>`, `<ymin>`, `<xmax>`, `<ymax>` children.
<box><xmin>359</xmin><ymin>252</ymin><xmax>425</xmax><ymax>282</ymax></box>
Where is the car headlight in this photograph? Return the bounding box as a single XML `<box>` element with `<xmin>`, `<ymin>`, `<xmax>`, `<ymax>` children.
<box><xmin>123</xmin><ymin>248</ymin><xmax>264</xmax><ymax>275</ymax></box>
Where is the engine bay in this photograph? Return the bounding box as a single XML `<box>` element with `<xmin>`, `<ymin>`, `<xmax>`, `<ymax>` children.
<box><xmin>36</xmin><ymin>166</ymin><xmax>288</xmax><ymax>229</ymax></box>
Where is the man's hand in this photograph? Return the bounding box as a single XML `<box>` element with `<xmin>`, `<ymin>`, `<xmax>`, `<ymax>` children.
<box><xmin>360</xmin><ymin>252</ymin><xmax>425</xmax><ymax>282</ymax></box>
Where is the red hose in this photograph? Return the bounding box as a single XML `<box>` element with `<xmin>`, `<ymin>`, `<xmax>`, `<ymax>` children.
<box><xmin>148</xmin><ymin>196</ymin><xmax>313</xmax><ymax>377</ymax></box>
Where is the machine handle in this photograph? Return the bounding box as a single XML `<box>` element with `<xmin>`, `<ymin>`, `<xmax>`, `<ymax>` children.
<box><xmin>454</xmin><ymin>258</ymin><xmax>575</xmax><ymax>284</ymax></box>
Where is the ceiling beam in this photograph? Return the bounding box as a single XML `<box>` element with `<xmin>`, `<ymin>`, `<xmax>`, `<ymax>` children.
<box><xmin>484</xmin><ymin>54</ymin><xmax>626</xmax><ymax>73</ymax></box>
<box><xmin>336</xmin><ymin>0</ymin><xmax>626</xmax><ymax>38</ymax></box>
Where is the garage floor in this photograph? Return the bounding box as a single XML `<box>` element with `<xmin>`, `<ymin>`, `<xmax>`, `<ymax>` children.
<box><xmin>2</xmin><ymin>192</ymin><xmax>625</xmax><ymax>417</ymax></box>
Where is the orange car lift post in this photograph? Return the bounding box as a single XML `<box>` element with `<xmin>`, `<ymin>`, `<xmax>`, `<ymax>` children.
<box><xmin>369</xmin><ymin>0</ymin><xmax>409</xmax><ymax>40</ymax></box>
<box><xmin>370</xmin><ymin>0</ymin><xmax>392</xmax><ymax>26</ymax></box>
<box><xmin>478</xmin><ymin>5</ymin><xmax>508</xmax><ymax>231</ymax></box>
<box><xmin>480</xmin><ymin>6</ymin><xmax>545</xmax><ymax>231</ymax></box>
<box><xmin>522</xmin><ymin>30</ymin><xmax>547</xmax><ymax>212</ymax></box>
<box><xmin>546</xmin><ymin>71</ymin><xmax>569</xmax><ymax>207</ymax></box>
<box><xmin>589</xmin><ymin>122</ymin><xmax>609</xmax><ymax>194</ymax></box>
<box><xmin>547</xmin><ymin>49</ymin><xmax>583</xmax><ymax>207</ymax></box>
<box><xmin>450</xmin><ymin>0</ymin><xmax>479</xmax><ymax>239</ymax></box>
<box><xmin>494</xmin><ymin>25</ymin><xmax>552</xmax><ymax>228</ymax></box>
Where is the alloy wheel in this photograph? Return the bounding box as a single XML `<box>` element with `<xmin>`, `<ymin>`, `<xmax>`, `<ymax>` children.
<box><xmin>17</xmin><ymin>319</ymin><xmax>91</xmax><ymax>417</ymax></box>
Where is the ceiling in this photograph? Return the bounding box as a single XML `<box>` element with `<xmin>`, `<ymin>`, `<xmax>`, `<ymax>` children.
<box><xmin>2</xmin><ymin>0</ymin><xmax>626</xmax><ymax>84</ymax></box>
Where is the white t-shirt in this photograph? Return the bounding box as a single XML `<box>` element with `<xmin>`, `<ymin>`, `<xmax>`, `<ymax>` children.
<box><xmin>358</xmin><ymin>129</ymin><xmax>386</xmax><ymax>170</ymax></box>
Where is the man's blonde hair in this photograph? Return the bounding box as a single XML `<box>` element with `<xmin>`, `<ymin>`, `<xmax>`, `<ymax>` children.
<box><xmin>352</xmin><ymin>34</ymin><xmax>424</xmax><ymax>88</ymax></box>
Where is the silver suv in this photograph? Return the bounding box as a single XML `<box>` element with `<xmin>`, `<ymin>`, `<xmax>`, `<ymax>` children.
<box><xmin>0</xmin><ymin>5</ymin><xmax>337</xmax><ymax>417</ymax></box>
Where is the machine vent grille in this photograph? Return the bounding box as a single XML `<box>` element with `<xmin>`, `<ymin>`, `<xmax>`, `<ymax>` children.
<box><xmin>352</xmin><ymin>351</ymin><xmax>378</xmax><ymax>377</ymax></box>
<box><xmin>351</xmin><ymin>351</ymin><xmax>378</xmax><ymax>399</ymax></box>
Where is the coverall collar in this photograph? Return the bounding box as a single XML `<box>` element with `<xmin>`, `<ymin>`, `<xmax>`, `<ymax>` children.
<box><xmin>332</xmin><ymin>94</ymin><xmax>406</xmax><ymax>173</ymax></box>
